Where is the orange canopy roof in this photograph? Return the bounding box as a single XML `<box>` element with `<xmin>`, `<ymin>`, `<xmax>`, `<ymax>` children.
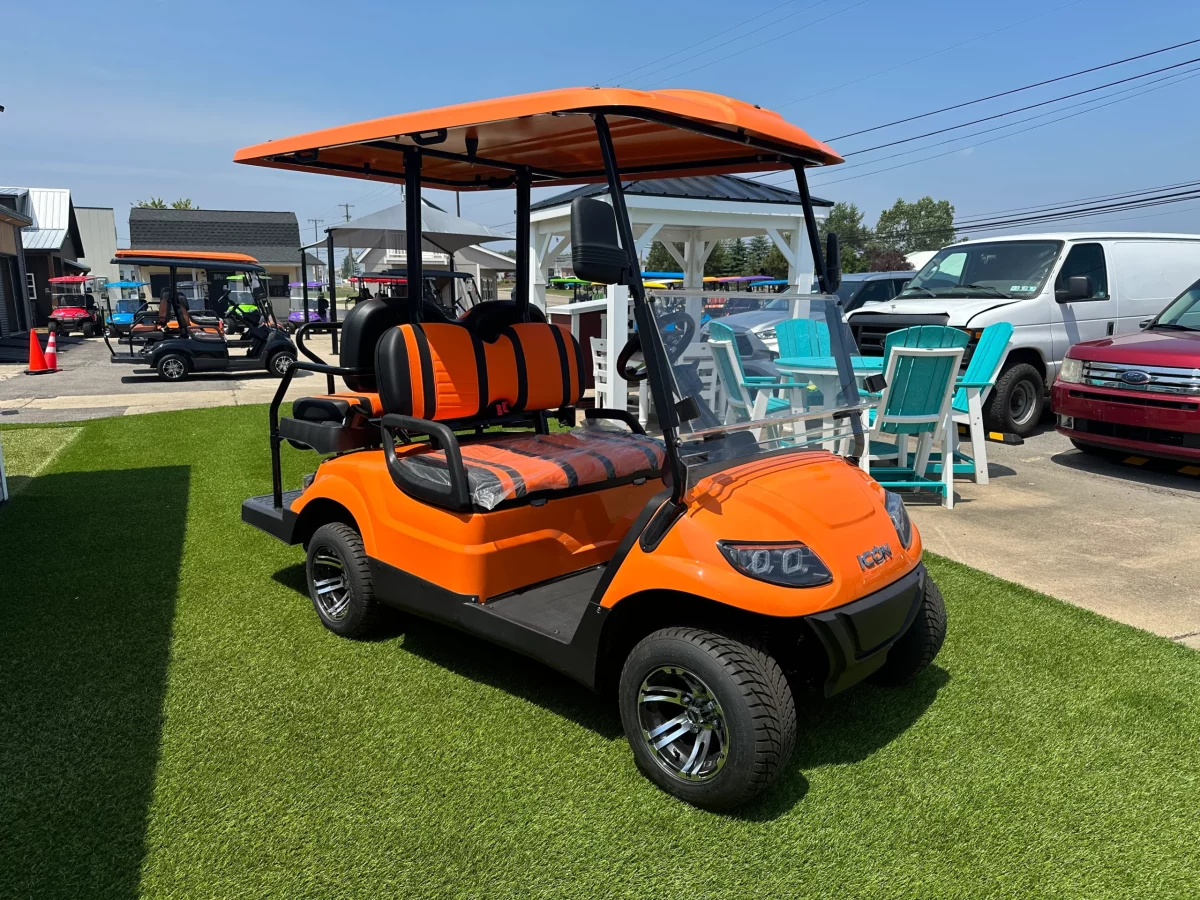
<box><xmin>233</xmin><ymin>87</ymin><xmax>841</xmax><ymax>191</ymax></box>
<box><xmin>115</xmin><ymin>249</ymin><xmax>259</xmax><ymax>264</ymax></box>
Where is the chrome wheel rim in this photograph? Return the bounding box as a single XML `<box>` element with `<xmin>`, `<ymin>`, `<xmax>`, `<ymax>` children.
<box><xmin>637</xmin><ymin>666</ymin><xmax>728</xmax><ymax>782</ymax></box>
<box><xmin>162</xmin><ymin>358</ymin><xmax>185</xmax><ymax>379</ymax></box>
<box><xmin>274</xmin><ymin>355</ymin><xmax>294</xmax><ymax>375</ymax></box>
<box><xmin>1009</xmin><ymin>379</ymin><xmax>1036</xmax><ymax>427</ymax></box>
<box><xmin>311</xmin><ymin>551</ymin><xmax>351</xmax><ymax>621</ymax></box>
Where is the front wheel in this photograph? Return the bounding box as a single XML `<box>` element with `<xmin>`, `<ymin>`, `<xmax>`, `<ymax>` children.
<box><xmin>156</xmin><ymin>352</ymin><xmax>190</xmax><ymax>381</ymax></box>
<box><xmin>985</xmin><ymin>362</ymin><xmax>1045</xmax><ymax>436</ymax></box>
<box><xmin>871</xmin><ymin>576</ymin><xmax>947</xmax><ymax>686</ymax></box>
<box><xmin>618</xmin><ymin>628</ymin><xmax>796</xmax><ymax>810</ymax></box>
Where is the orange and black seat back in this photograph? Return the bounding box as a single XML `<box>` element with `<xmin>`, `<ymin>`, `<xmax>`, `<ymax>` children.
<box><xmin>501</xmin><ymin>323</ymin><xmax>584</xmax><ymax>413</ymax></box>
<box><xmin>377</xmin><ymin>323</ymin><xmax>496</xmax><ymax>420</ymax></box>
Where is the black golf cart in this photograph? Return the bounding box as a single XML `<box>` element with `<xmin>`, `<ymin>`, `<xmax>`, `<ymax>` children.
<box><xmin>104</xmin><ymin>250</ymin><xmax>297</xmax><ymax>382</ymax></box>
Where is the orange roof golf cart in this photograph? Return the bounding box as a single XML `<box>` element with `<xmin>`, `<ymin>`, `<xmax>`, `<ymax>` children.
<box><xmin>237</xmin><ymin>88</ymin><xmax>945</xmax><ymax>810</ymax></box>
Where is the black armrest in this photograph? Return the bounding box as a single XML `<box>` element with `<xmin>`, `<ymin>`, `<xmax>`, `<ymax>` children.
<box><xmin>380</xmin><ymin>414</ymin><xmax>472</xmax><ymax>512</ymax></box>
<box><xmin>585</xmin><ymin>407</ymin><xmax>647</xmax><ymax>435</ymax></box>
<box><xmin>295</xmin><ymin>320</ymin><xmax>343</xmax><ymax>367</ymax></box>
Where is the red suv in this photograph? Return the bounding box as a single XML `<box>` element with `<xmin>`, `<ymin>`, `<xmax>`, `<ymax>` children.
<box><xmin>1054</xmin><ymin>278</ymin><xmax>1200</xmax><ymax>462</ymax></box>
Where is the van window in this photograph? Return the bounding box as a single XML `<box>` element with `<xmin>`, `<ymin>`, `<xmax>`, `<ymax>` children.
<box><xmin>901</xmin><ymin>240</ymin><xmax>1061</xmax><ymax>299</ymax></box>
<box><xmin>1056</xmin><ymin>243</ymin><xmax>1108</xmax><ymax>299</ymax></box>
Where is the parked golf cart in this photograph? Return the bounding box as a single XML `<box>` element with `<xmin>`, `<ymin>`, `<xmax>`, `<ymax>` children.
<box><xmin>48</xmin><ymin>275</ymin><xmax>104</xmax><ymax>337</ymax></box>
<box><xmin>105</xmin><ymin>250</ymin><xmax>297</xmax><ymax>381</ymax></box>
<box><xmin>102</xmin><ymin>281</ymin><xmax>149</xmax><ymax>337</ymax></box>
<box><xmin>286</xmin><ymin>281</ymin><xmax>329</xmax><ymax>332</ymax></box>
<box><xmin>239</xmin><ymin>88</ymin><xmax>944</xmax><ymax>810</ymax></box>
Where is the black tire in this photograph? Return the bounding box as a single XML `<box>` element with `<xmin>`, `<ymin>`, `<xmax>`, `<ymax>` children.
<box><xmin>268</xmin><ymin>350</ymin><xmax>296</xmax><ymax>377</ymax></box>
<box><xmin>985</xmin><ymin>362</ymin><xmax>1044</xmax><ymax>436</ymax></box>
<box><xmin>618</xmin><ymin>627</ymin><xmax>796</xmax><ymax>810</ymax></box>
<box><xmin>305</xmin><ymin>523</ymin><xmax>383</xmax><ymax>639</ymax></box>
<box><xmin>156</xmin><ymin>352</ymin><xmax>190</xmax><ymax>381</ymax></box>
<box><xmin>81</xmin><ymin>321</ymin><xmax>94</xmax><ymax>338</ymax></box>
<box><xmin>871</xmin><ymin>576</ymin><xmax>947</xmax><ymax>686</ymax></box>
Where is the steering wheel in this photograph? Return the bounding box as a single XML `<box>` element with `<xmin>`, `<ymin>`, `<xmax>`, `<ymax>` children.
<box><xmin>615</xmin><ymin>311</ymin><xmax>696</xmax><ymax>381</ymax></box>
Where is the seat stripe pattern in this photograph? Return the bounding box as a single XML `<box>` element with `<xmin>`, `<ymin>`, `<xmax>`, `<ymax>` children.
<box><xmin>395</xmin><ymin>430</ymin><xmax>666</xmax><ymax>510</ymax></box>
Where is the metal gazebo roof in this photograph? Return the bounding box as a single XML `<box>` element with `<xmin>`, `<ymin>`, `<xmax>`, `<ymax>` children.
<box><xmin>306</xmin><ymin>203</ymin><xmax>509</xmax><ymax>255</ymax></box>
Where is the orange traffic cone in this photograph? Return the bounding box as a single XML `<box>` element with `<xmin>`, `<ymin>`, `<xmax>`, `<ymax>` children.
<box><xmin>44</xmin><ymin>331</ymin><xmax>59</xmax><ymax>372</ymax></box>
<box><xmin>24</xmin><ymin>330</ymin><xmax>56</xmax><ymax>375</ymax></box>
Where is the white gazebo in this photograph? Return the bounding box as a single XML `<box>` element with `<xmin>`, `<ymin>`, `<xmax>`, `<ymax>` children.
<box><xmin>528</xmin><ymin>174</ymin><xmax>832</xmax><ymax>408</ymax></box>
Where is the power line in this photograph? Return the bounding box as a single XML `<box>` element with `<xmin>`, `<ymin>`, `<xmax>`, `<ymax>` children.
<box><xmin>827</xmin><ymin>38</ymin><xmax>1200</xmax><ymax>142</ymax></box>
<box><xmin>774</xmin><ymin>0</ymin><xmax>1087</xmax><ymax>110</ymax></box>
<box><xmin>642</xmin><ymin>0</ymin><xmax>874</xmax><ymax>89</ymax></box>
<box><xmin>807</xmin><ymin>66</ymin><xmax>1200</xmax><ymax>188</ymax></box>
<box><xmin>599</xmin><ymin>0</ymin><xmax>811</xmax><ymax>87</ymax></box>
<box><xmin>306</xmin><ymin>218</ymin><xmax>324</xmax><ymax>243</ymax></box>
<box><xmin>954</xmin><ymin>177</ymin><xmax>1200</xmax><ymax>224</ymax></box>
<box><xmin>839</xmin><ymin>54</ymin><xmax>1200</xmax><ymax>157</ymax></box>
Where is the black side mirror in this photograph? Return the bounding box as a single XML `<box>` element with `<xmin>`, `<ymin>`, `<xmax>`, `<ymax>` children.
<box><xmin>571</xmin><ymin>197</ymin><xmax>631</xmax><ymax>285</ymax></box>
<box><xmin>1056</xmin><ymin>275</ymin><xmax>1093</xmax><ymax>302</ymax></box>
<box><xmin>1139</xmin><ymin>318</ymin><xmax>1154</xmax><ymax>329</ymax></box>
<box><xmin>825</xmin><ymin>232</ymin><xmax>842</xmax><ymax>293</ymax></box>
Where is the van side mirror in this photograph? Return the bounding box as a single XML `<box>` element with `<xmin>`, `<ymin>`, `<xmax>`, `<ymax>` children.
<box><xmin>570</xmin><ymin>197</ymin><xmax>631</xmax><ymax>285</ymax></box>
<box><xmin>825</xmin><ymin>232</ymin><xmax>842</xmax><ymax>293</ymax></box>
<box><xmin>1056</xmin><ymin>275</ymin><xmax>1093</xmax><ymax>302</ymax></box>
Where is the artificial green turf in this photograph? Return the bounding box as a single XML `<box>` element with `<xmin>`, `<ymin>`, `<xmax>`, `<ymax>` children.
<box><xmin>2</xmin><ymin>406</ymin><xmax>1198</xmax><ymax>899</ymax></box>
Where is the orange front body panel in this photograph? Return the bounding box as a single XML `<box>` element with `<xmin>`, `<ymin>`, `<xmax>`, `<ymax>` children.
<box><xmin>598</xmin><ymin>452</ymin><xmax>922</xmax><ymax>617</ymax></box>
<box><xmin>293</xmin><ymin>448</ymin><xmax>661</xmax><ymax>601</ymax></box>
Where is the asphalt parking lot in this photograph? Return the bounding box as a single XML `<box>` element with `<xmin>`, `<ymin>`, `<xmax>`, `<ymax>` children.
<box><xmin>2</xmin><ymin>339</ymin><xmax>1197</xmax><ymax>649</ymax></box>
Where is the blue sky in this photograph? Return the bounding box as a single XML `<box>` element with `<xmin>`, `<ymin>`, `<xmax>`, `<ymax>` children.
<box><xmin>4</xmin><ymin>0</ymin><xmax>1199</xmax><ymax>247</ymax></box>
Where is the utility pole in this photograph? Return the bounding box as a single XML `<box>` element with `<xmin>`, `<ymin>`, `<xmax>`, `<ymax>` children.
<box><xmin>307</xmin><ymin>218</ymin><xmax>324</xmax><ymax>244</ymax></box>
<box><xmin>340</xmin><ymin>203</ymin><xmax>354</xmax><ymax>222</ymax></box>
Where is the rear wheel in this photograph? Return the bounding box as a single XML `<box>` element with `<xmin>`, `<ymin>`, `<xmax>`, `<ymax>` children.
<box><xmin>81</xmin><ymin>321</ymin><xmax>95</xmax><ymax>338</ymax></box>
<box><xmin>618</xmin><ymin>627</ymin><xmax>796</xmax><ymax>810</ymax></box>
<box><xmin>985</xmin><ymin>362</ymin><xmax>1044</xmax><ymax>436</ymax></box>
<box><xmin>306</xmin><ymin>523</ymin><xmax>383</xmax><ymax>638</ymax></box>
<box><xmin>156</xmin><ymin>352</ymin><xmax>190</xmax><ymax>381</ymax></box>
<box><xmin>871</xmin><ymin>576</ymin><xmax>947</xmax><ymax>686</ymax></box>
<box><xmin>269</xmin><ymin>349</ymin><xmax>296</xmax><ymax>377</ymax></box>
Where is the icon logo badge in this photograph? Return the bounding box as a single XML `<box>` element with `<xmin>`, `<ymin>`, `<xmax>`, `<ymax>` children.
<box><xmin>857</xmin><ymin>544</ymin><xmax>893</xmax><ymax>571</ymax></box>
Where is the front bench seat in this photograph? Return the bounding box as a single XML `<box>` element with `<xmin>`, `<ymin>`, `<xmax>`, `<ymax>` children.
<box><xmin>377</xmin><ymin>322</ymin><xmax>665</xmax><ymax>511</ymax></box>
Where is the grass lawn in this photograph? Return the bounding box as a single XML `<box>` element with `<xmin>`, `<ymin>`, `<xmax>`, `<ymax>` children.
<box><xmin>2</xmin><ymin>405</ymin><xmax>1198</xmax><ymax>899</ymax></box>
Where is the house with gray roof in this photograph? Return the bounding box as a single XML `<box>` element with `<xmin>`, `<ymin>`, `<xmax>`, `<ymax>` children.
<box><xmin>0</xmin><ymin>187</ymin><xmax>86</xmax><ymax>326</ymax></box>
<box><xmin>128</xmin><ymin>208</ymin><xmax>323</xmax><ymax>301</ymax></box>
<box><xmin>0</xmin><ymin>201</ymin><xmax>33</xmax><ymax>337</ymax></box>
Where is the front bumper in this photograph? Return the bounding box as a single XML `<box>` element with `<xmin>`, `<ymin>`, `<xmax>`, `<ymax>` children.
<box><xmin>1053</xmin><ymin>380</ymin><xmax>1200</xmax><ymax>462</ymax></box>
<box><xmin>804</xmin><ymin>563</ymin><xmax>925</xmax><ymax>696</ymax></box>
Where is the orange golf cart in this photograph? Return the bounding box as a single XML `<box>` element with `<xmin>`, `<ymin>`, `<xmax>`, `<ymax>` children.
<box><xmin>238</xmin><ymin>88</ymin><xmax>945</xmax><ymax>809</ymax></box>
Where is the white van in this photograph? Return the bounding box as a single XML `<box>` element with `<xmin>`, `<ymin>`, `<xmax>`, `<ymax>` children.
<box><xmin>844</xmin><ymin>232</ymin><xmax>1200</xmax><ymax>435</ymax></box>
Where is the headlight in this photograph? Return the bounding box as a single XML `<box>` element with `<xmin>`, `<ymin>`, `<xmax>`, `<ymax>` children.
<box><xmin>1059</xmin><ymin>356</ymin><xmax>1083</xmax><ymax>384</ymax></box>
<box><xmin>884</xmin><ymin>491</ymin><xmax>913</xmax><ymax>549</ymax></box>
<box><xmin>717</xmin><ymin>541</ymin><xmax>832</xmax><ymax>588</ymax></box>
<box><xmin>757</xmin><ymin>327</ymin><xmax>777</xmax><ymax>341</ymax></box>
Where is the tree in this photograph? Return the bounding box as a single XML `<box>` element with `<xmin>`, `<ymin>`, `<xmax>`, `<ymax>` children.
<box><xmin>136</xmin><ymin>198</ymin><xmax>167</xmax><ymax>209</ymax></box>
<box><xmin>726</xmin><ymin>238</ymin><xmax>750</xmax><ymax>275</ymax></box>
<box><xmin>171</xmin><ymin>198</ymin><xmax>196</xmax><ymax>210</ymax></box>
<box><xmin>874</xmin><ymin>197</ymin><xmax>955</xmax><ymax>253</ymax></box>
<box><xmin>340</xmin><ymin>252</ymin><xmax>359</xmax><ymax>279</ymax></box>
<box><xmin>703</xmin><ymin>239</ymin><xmax>730</xmax><ymax>277</ymax></box>
<box><xmin>865</xmin><ymin>247</ymin><xmax>913</xmax><ymax>272</ymax></box>
<box><xmin>818</xmin><ymin>201</ymin><xmax>870</xmax><ymax>274</ymax></box>
<box><xmin>762</xmin><ymin>242</ymin><xmax>790</xmax><ymax>280</ymax></box>
<box><xmin>746</xmin><ymin>234</ymin><xmax>771</xmax><ymax>273</ymax></box>
<box><xmin>646</xmin><ymin>240</ymin><xmax>680</xmax><ymax>274</ymax></box>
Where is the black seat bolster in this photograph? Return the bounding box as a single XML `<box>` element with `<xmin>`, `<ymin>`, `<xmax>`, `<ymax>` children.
<box><xmin>279</xmin><ymin>416</ymin><xmax>376</xmax><ymax>455</ymax></box>
<box><xmin>293</xmin><ymin>397</ymin><xmax>353</xmax><ymax>423</ymax></box>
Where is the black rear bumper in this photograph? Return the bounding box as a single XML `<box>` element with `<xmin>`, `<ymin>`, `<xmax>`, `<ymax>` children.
<box><xmin>242</xmin><ymin>491</ymin><xmax>303</xmax><ymax>544</ymax></box>
<box><xmin>804</xmin><ymin>563</ymin><xmax>925</xmax><ymax>696</ymax></box>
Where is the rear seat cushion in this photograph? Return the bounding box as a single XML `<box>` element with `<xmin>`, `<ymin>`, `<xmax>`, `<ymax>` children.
<box><xmin>395</xmin><ymin>429</ymin><xmax>666</xmax><ymax>510</ymax></box>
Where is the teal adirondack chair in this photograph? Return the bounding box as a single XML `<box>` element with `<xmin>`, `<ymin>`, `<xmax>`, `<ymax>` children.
<box><xmin>775</xmin><ymin>318</ymin><xmax>832</xmax><ymax>358</ymax></box>
<box><xmin>893</xmin><ymin>322</ymin><xmax>1014</xmax><ymax>484</ymax></box>
<box><xmin>863</xmin><ymin>325</ymin><xmax>970</xmax><ymax>409</ymax></box>
<box><xmin>868</xmin><ymin>345</ymin><xmax>965</xmax><ymax>509</ymax></box>
<box><xmin>708</xmin><ymin>322</ymin><xmax>804</xmax><ymax>440</ymax></box>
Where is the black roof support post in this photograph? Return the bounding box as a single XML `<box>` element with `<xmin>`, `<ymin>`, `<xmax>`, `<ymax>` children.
<box><xmin>514</xmin><ymin>166</ymin><xmax>532</xmax><ymax>321</ymax></box>
<box><xmin>326</xmin><ymin>232</ymin><xmax>338</xmax><ymax>354</ymax></box>
<box><xmin>404</xmin><ymin>146</ymin><xmax>424</xmax><ymax>323</ymax></box>
<box><xmin>593</xmin><ymin>113</ymin><xmax>688</xmax><ymax>507</ymax></box>
<box><xmin>792</xmin><ymin>161</ymin><xmax>829</xmax><ymax>295</ymax></box>
<box><xmin>300</xmin><ymin>248</ymin><xmax>310</xmax><ymax>326</ymax></box>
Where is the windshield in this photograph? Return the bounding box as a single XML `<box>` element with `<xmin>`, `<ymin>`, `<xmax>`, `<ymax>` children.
<box><xmin>900</xmin><ymin>240</ymin><xmax>1063</xmax><ymax>300</ymax></box>
<box><xmin>834</xmin><ymin>279</ymin><xmax>865</xmax><ymax>304</ymax></box>
<box><xmin>761</xmin><ymin>297</ymin><xmax>791</xmax><ymax>312</ymax></box>
<box><xmin>1153</xmin><ymin>280</ymin><xmax>1200</xmax><ymax>331</ymax></box>
<box><xmin>115</xmin><ymin>299</ymin><xmax>141</xmax><ymax>314</ymax></box>
<box><xmin>646</xmin><ymin>289</ymin><xmax>866</xmax><ymax>470</ymax></box>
